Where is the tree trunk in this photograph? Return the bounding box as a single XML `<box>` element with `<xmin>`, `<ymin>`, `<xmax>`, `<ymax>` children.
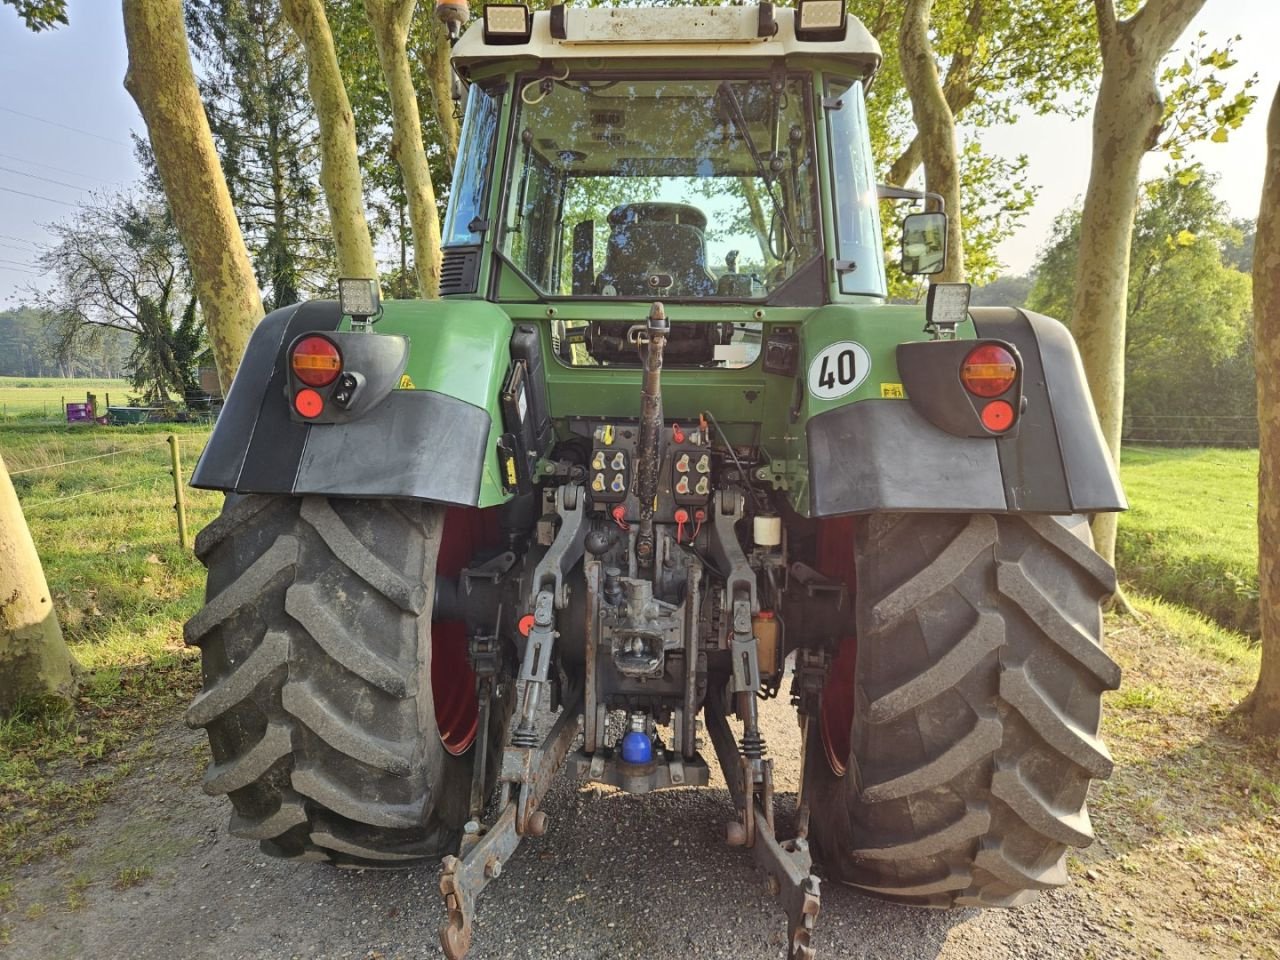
<box><xmin>899</xmin><ymin>0</ymin><xmax>964</xmax><ymax>282</ymax></box>
<box><xmin>366</xmin><ymin>0</ymin><xmax>442</xmax><ymax>298</ymax></box>
<box><xmin>122</xmin><ymin>0</ymin><xmax>262</xmax><ymax>393</ymax></box>
<box><xmin>423</xmin><ymin>15</ymin><xmax>460</xmax><ymax>170</ymax></box>
<box><xmin>0</xmin><ymin>453</ymin><xmax>76</xmax><ymax>715</ymax></box>
<box><xmin>281</xmin><ymin>0</ymin><xmax>378</xmax><ymax>283</ymax></box>
<box><xmin>1071</xmin><ymin>0</ymin><xmax>1206</xmax><ymax>567</ymax></box>
<box><xmin>1246</xmin><ymin>81</ymin><xmax>1280</xmax><ymax>738</ymax></box>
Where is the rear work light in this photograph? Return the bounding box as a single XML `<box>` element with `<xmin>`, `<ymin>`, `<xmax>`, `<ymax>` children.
<box><xmin>960</xmin><ymin>344</ymin><xmax>1017</xmax><ymax>398</ymax></box>
<box><xmin>291</xmin><ymin>335</ymin><xmax>342</xmax><ymax>387</ymax></box>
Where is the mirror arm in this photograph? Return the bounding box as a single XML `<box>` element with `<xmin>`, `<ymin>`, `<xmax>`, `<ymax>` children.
<box><xmin>876</xmin><ymin>183</ymin><xmax>946</xmax><ymax>212</ymax></box>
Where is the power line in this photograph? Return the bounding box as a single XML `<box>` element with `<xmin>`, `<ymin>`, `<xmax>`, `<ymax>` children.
<box><xmin>0</xmin><ymin>257</ymin><xmax>38</xmax><ymax>269</ymax></box>
<box><xmin>0</xmin><ymin>264</ymin><xmax>39</xmax><ymax>275</ymax></box>
<box><xmin>0</xmin><ymin>152</ymin><xmax>117</xmax><ymax>185</ymax></box>
<box><xmin>0</xmin><ymin>164</ymin><xmax>91</xmax><ymax>192</ymax></box>
<box><xmin>0</xmin><ymin>241</ymin><xmax>38</xmax><ymax>254</ymax></box>
<box><xmin>0</xmin><ymin>233</ymin><xmax>44</xmax><ymax>248</ymax></box>
<box><xmin>0</xmin><ymin>106</ymin><xmax>131</xmax><ymax>148</ymax></box>
<box><xmin>0</xmin><ymin>184</ymin><xmax>77</xmax><ymax>207</ymax></box>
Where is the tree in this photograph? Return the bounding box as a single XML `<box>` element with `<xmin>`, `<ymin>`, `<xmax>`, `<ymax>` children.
<box><xmin>1245</xmin><ymin>82</ymin><xmax>1280</xmax><ymax>737</ymax></box>
<box><xmin>186</xmin><ymin>0</ymin><xmax>334</xmax><ymax>311</ymax></box>
<box><xmin>122</xmin><ymin>0</ymin><xmax>263</xmax><ymax>392</ymax></box>
<box><xmin>1028</xmin><ymin>171</ymin><xmax>1254</xmax><ymax>425</ymax></box>
<box><xmin>0</xmin><ymin>453</ymin><xmax>76</xmax><ymax>715</ymax></box>
<box><xmin>365</xmin><ymin>0</ymin><xmax>443</xmax><ymax>297</ymax></box>
<box><xmin>2</xmin><ymin>0</ymin><xmax>65</xmax><ymax>31</ymax></box>
<box><xmin>281</xmin><ymin>0</ymin><xmax>378</xmax><ymax>283</ymax></box>
<box><xmin>857</xmin><ymin>0</ymin><xmax>1100</xmax><ymax>285</ymax></box>
<box><xmin>29</xmin><ymin>192</ymin><xmax>203</xmax><ymax>402</ymax></box>
<box><xmin>898</xmin><ymin>0</ymin><xmax>964</xmax><ymax>281</ymax></box>
<box><xmin>1070</xmin><ymin>0</ymin><xmax>1254</xmax><ymax>567</ymax></box>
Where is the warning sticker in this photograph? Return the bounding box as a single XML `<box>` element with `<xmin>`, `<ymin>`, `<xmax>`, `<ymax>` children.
<box><xmin>880</xmin><ymin>383</ymin><xmax>905</xmax><ymax>399</ymax></box>
<box><xmin>398</xmin><ymin>374</ymin><xmax>415</xmax><ymax>390</ymax></box>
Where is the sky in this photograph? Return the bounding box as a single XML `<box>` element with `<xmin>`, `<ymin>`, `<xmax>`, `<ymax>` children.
<box><xmin>0</xmin><ymin>1</ymin><xmax>1277</xmax><ymax>306</ymax></box>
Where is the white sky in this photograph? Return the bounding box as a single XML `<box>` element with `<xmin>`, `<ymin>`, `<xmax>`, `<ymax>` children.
<box><xmin>0</xmin><ymin>1</ymin><xmax>1276</xmax><ymax>305</ymax></box>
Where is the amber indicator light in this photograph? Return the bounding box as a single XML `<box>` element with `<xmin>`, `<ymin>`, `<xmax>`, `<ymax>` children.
<box><xmin>291</xmin><ymin>336</ymin><xmax>342</xmax><ymax>387</ymax></box>
<box><xmin>960</xmin><ymin>344</ymin><xmax>1017</xmax><ymax>398</ymax></box>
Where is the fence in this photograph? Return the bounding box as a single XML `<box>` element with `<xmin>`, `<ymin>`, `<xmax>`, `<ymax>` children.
<box><xmin>10</xmin><ymin>434</ymin><xmax>195</xmax><ymax>548</ymax></box>
<box><xmin>1122</xmin><ymin>414</ymin><xmax>1258</xmax><ymax>448</ymax></box>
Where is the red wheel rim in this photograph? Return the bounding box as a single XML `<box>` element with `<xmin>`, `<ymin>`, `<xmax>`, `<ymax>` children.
<box><xmin>432</xmin><ymin>619</ymin><xmax>479</xmax><ymax>756</ymax></box>
<box><xmin>820</xmin><ymin>635</ymin><xmax>856</xmax><ymax>777</ymax></box>
<box><xmin>815</xmin><ymin>516</ymin><xmax>857</xmax><ymax>778</ymax></box>
<box><xmin>431</xmin><ymin>507</ymin><xmax>499</xmax><ymax>756</ymax></box>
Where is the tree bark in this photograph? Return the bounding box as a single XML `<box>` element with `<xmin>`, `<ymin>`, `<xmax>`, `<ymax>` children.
<box><xmin>1246</xmin><ymin>81</ymin><xmax>1280</xmax><ymax>738</ymax></box>
<box><xmin>1071</xmin><ymin>0</ymin><xmax>1206</xmax><ymax>567</ymax></box>
<box><xmin>281</xmin><ymin>0</ymin><xmax>378</xmax><ymax>283</ymax></box>
<box><xmin>0</xmin><ymin>453</ymin><xmax>76</xmax><ymax>715</ymax></box>
<box><xmin>366</xmin><ymin>0</ymin><xmax>442</xmax><ymax>298</ymax></box>
<box><xmin>423</xmin><ymin>15</ymin><xmax>460</xmax><ymax>171</ymax></box>
<box><xmin>122</xmin><ymin>0</ymin><xmax>262</xmax><ymax>393</ymax></box>
<box><xmin>899</xmin><ymin>0</ymin><xmax>964</xmax><ymax>282</ymax></box>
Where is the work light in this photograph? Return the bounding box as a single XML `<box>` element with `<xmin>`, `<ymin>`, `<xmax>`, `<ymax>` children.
<box><xmin>483</xmin><ymin>3</ymin><xmax>532</xmax><ymax>44</ymax></box>
<box><xmin>338</xmin><ymin>277</ymin><xmax>380</xmax><ymax>322</ymax></box>
<box><xmin>794</xmin><ymin>0</ymin><xmax>847</xmax><ymax>41</ymax></box>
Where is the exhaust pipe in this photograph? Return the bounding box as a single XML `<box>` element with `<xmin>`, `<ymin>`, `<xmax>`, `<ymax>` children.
<box><xmin>634</xmin><ymin>301</ymin><xmax>669</xmax><ymax>570</ymax></box>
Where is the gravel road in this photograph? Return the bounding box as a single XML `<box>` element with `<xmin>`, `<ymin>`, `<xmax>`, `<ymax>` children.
<box><xmin>4</xmin><ymin>692</ymin><xmax>1185</xmax><ymax>960</ymax></box>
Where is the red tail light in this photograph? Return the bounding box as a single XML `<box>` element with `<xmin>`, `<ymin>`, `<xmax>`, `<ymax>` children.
<box><xmin>291</xmin><ymin>336</ymin><xmax>342</xmax><ymax>387</ymax></box>
<box><xmin>960</xmin><ymin>344</ymin><xmax>1017</xmax><ymax>398</ymax></box>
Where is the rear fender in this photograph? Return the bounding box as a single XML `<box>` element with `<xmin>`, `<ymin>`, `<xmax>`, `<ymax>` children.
<box><xmin>192</xmin><ymin>299</ymin><xmax>514</xmax><ymax>507</ymax></box>
<box><xmin>804</xmin><ymin>307</ymin><xmax>1126</xmax><ymax>516</ymax></box>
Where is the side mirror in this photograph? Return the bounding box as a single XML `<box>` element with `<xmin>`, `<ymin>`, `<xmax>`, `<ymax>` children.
<box><xmin>900</xmin><ymin>211</ymin><xmax>948</xmax><ymax>276</ymax></box>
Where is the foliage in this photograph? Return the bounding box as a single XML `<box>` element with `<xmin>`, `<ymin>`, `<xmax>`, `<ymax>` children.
<box><xmin>0</xmin><ymin>310</ymin><xmax>131</xmax><ymax>380</ymax></box>
<box><xmin>327</xmin><ymin>0</ymin><xmax>454</xmax><ymax>297</ymax></box>
<box><xmin>1</xmin><ymin>0</ymin><xmax>66</xmax><ymax>32</ymax></box>
<box><xmin>1159</xmin><ymin>32</ymin><xmax>1259</xmax><ymax>162</ymax></box>
<box><xmin>1117</xmin><ymin>446</ymin><xmax>1259</xmax><ymax>637</ymax></box>
<box><xmin>969</xmin><ymin>274</ymin><xmax>1031</xmax><ymax>309</ymax></box>
<box><xmin>1028</xmin><ymin>170</ymin><xmax>1255</xmax><ymax>421</ymax></box>
<box><xmin>185</xmin><ymin>0</ymin><xmax>334</xmax><ymax>309</ymax></box>
<box><xmin>27</xmin><ymin>192</ymin><xmax>205</xmax><ymax>403</ymax></box>
<box><xmin>854</xmin><ymin>0</ymin><xmax>1099</xmax><ymax>279</ymax></box>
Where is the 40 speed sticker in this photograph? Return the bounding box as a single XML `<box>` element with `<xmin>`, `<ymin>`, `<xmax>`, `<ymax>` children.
<box><xmin>807</xmin><ymin>341</ymin><xmax>871</xmax><ymax>400</ymax></box>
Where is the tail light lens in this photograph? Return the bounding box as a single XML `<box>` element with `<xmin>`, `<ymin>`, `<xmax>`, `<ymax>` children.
<box><xmin>291</xmin><ymin>336</ymin><xmax>342</xmax><ymax>387</ymax></box>
<box><xmin>960</xmin><ymin>344</ymin><xmax>1017</xmax><ymax>398</ymax></box>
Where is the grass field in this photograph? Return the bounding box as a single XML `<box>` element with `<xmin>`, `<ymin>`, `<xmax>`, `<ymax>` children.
<box><xmin>1117</xmin><ymin>446</ymin><xmax>1259</xmax><ymax>637</ymax></box>
<box><xmin>0</xmin><ymin>377</ymin><xmax>137</xmax><ymax>422</ymax></box>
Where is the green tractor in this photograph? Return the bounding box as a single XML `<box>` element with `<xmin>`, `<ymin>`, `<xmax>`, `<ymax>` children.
<box><xmin>185</xmin><ymin>3</ymin><xmax>1125</xmax><ymax>957</ymax></box>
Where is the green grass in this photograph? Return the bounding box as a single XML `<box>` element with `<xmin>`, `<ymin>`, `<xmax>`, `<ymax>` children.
<box><xmin>0</xmin><ymin>423</ymin><xmax>218</xmax><ymax>871</ymax></box>
<box><xmin>1117</xmin><ymin>446</ymin><xmax>1259</xmax><ymax>637</ymax></box>
<box><xmin>0</xmin><ymin>377</ymin><xmax>137</xmax><ymax>422</ymax></box>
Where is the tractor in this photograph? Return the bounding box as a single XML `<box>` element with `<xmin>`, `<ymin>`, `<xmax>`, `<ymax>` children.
<box><xmin>184</xmin><ymin>3</ymin><xmax>1125</xmax><ymax>957</ymax></box>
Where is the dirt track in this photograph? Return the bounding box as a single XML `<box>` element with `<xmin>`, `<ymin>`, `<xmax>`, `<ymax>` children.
<box><xmin>3</xmin><ymin>693</ymin><xmax>1201</xmax><ymax>960</ymax></box>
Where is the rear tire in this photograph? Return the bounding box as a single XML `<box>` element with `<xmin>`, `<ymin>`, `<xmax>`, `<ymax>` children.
<box><xmin>805</xmin><ymin>512</ymin><xmax>1120</xmax><ymax>906</ymax></box>
<box><xmin>184</xmin><ymin>494</ymin><xmax>509</xmax><ymax>867</ymax></box>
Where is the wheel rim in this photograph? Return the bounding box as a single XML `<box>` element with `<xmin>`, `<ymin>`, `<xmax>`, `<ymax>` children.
<box><xmin>431</xmin><ymin>507</ymin><xmax>499</xmax><ymax>756</ymax></box>
<box><xmin>432</xmin><ymin>619</ymin><xmax>479</xmax><ymax>756</ymax></box>
<box><xmin>815</xmin><ymin>515</ymin><xmax>858</xmax><ymax>778</ymax></box>
<box><xmin>820</xmin><ymin>634</ymin><xmax>856</xmax><ymax>777</ymax></box>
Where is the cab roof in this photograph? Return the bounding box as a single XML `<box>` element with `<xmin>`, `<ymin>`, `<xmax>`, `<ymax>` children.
<box><xmin>451</xmin><ymin>5</ymin><xmax>882</xmax><ymax>77</ymax></box>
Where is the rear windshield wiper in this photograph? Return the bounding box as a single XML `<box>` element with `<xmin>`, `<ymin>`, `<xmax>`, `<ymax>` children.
<box><xmin>716</xmin><ymin>81</ymin><xmax>799</xmax><ymax>255</ymax></box>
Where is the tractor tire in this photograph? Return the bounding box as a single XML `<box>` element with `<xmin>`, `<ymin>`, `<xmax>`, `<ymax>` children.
<box><xmin>805</xmin><ymin>512</ymin><xmax>1121</xmax><ymax>907</ymax></box>
<box><xmin>184</xmin><ymin>494</ymin><xmax>509</xmax><ymax>867</ymax></box>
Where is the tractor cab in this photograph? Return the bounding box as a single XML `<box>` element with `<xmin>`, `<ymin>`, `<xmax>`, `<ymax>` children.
<box><xmin>440</xmin><ymin>1</ymin><xmax>890</xmax><ymax>323</ymax></box>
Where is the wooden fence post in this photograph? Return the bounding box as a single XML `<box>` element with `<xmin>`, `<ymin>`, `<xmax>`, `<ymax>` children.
<box><xmin>168</xmin><ymin>434</ymin><xmax>189</xmax><ymax>549</ymax></box>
